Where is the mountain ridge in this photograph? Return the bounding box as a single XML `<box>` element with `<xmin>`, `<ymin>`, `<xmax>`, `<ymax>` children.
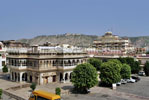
<box><xmin>17</xmin><ymin>33</ymin><xmax>149</xmax><ymax>48</ymax></box>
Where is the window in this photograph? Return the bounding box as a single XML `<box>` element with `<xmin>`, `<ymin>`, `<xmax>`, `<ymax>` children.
<box><xmin>2</xmin><ymin>61</ymin><xmax>5</xmax><ymax>66</ymax></box>
<box><xmin>37</xmin><ymin>96</ymin><xmax>50</xmax><ymax>100</ymax></box>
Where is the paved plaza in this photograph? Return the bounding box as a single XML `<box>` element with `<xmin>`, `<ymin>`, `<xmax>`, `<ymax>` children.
<box><xmin>0</xmin><ymin>73</ymin><xmax>149</xmax><ymax>100</ymax></box>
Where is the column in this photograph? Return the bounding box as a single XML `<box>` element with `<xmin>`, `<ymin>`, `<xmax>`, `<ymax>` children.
<box><xmin>40</xmin><ymin>73</ymin><xmax>43</xmax><ymax>85</ymax></box>
<box><xmin>20</xmin><ymin>72</ymin><xmax>23</xmax><ymax>83</ymax></box>
<box><xmin>63</xmin><ymin>72</ymin><xmax>65</xmax><ymax>83</ymax></box>
<box><xmin>68</xmin><ymin>72</ymin><xmax>70</xmax><ymax>82</ymax></box>
<box><xmin>10</xmin><ymin>71</ymin><xmax>12</xmax><ymax>80</ymax></box>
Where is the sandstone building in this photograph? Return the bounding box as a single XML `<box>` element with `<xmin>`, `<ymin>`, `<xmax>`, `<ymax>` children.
<box><xmin>93</xmin><ymin>31</ymin><xmax>134</xmax><ymax>55</ymax></box>
<box><xmin>7</xmin><ymin>44</ymin><xmax>87</xmax><ymax>85</ymax></box>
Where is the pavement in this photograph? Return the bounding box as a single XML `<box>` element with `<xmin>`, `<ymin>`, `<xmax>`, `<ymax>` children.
<box><xmin>0</xmin><ymin>73</ymin><xmax>149</xmax><ymax>100</ymax></box>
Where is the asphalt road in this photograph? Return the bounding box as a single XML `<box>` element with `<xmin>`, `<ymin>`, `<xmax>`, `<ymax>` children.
<box><xmin>117</xmin><ymin>76</ymin><xmax>149</xmax><ymax>98</ymax></box>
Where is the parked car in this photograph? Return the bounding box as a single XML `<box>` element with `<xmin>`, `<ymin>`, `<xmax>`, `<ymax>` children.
<box><xmin>138</xmin><ymin>71</ymin><xmax>145</xmax><ymax>76</ymax></box>
<box><xmin>116</xmin><ymin>82</ymin><xmax>121</xmax><ymax>86</ymax></box>
<box><xmin>121</xmin><ymin>79</ymin><xmax>127</xmax><ymax>84</ymax></box>
<box><xmin>131</xmin><ymin>76</ymin><xmax>140</xmax><ymax>82</ymax></box>
<box><xmin>126</xmin><ymin>78</ymin><xmax>136</xmax><ymax>83</ymax></box>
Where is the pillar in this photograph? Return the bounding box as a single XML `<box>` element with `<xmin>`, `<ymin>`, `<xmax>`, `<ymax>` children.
<box><xmin>20</xmin><ymin>72</ymin><xmax>23</xmax><ymax>83</ymax></box>
<box><xmin>63</xmin><ymin>72</ymin><xmax>65</xmax><ymax>83</ymax></box>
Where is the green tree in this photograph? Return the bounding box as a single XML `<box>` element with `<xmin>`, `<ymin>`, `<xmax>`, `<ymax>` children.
<box><xmin>0</xmin><ymin>89</ymin><xmax>2</xmax><ymax>99</ymax></box>
<box><xmin>144</xmin><ymin>61</ymin><xmax>149</xmax><ymax>76</ymax></box>
<box><xmin>118</xmin><ymin>57</ymin><xmax>126</xmax><ymax>64</ymax></box>
<box><xmin>55</xmin><ymin>87</ymin><xmax>61</xmax><ymax>95</ymax></box>
<box><xmin>71</xmin><ymin>63</ymin><xmax>98</xmax><ymax>93</ymax></box>
<box><xmin>121</xmin><ymin>64</ymin><xmax>131</xmax><ymax>79</ymax></box>
<box><xmin>108</xmin><ymin>59</ymin><xmax>122</xmax><ymax>68</ymax></box>
<box><xmin>88</xmin><ymin>58</ymin><xmax>102</xmax><ymax>71</ymax></box>
<box><xmin>146</xmin><ymin>51</ymin><xmax>149</xmax><ymax>54</ymax></box>
<box><xmin>30</xmin><ymin>83</ymin><xmax>37</xmax><ymax>91</ymax></box>
<box><xmin>100</xmin><ymin>60</ymin><xmax>121</xmax><ymax>86</ymax></box>
<box><xmin>2</xmin><ymin>65</ymin><xmax>8</xmax><ymax>73</ymax></box>
<box><xmin>118</xmin><ymin>57</ymin><xmax>141</xmax><ymax>74</ymax></box>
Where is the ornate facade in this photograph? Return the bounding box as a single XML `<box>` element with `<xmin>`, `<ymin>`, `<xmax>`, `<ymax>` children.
<box><xmin>7</xmin><ymin>44</ymin><xmax>87</xmax><ymax>85</ymax></box>
<box><xmin>93</xmin><ymin>32</ymin><xmax>134</xmax><ymax>55</ymax></box>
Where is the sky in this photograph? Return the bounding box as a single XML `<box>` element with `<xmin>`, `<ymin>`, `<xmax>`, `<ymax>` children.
<box><xmin>0</xmin><ymin>0</ymin><xmax>149</xmax><ymax>40</ymax></box>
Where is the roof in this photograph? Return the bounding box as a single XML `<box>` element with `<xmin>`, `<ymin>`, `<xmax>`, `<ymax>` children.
<box><xmin>33</xmin><ymin>90</ymin><xmax>60</xmax><ymax>99</ymax></box>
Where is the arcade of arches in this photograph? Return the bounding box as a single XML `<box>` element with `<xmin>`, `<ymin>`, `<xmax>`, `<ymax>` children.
<box><xmin>10</xmin><ymin>71</ymin><xmax>73</xmax><ymax>85</ymax></box>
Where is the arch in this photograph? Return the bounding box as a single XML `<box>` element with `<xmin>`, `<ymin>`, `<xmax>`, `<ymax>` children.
<box><xmin>22</xmin><ymin>73</ymin><xmax>27</xmax><ymax>81</ymax></box>
<box><xmin>30</xmin><ymin>75</ymin><xmax>32</xmax><ymax>82</ymax></box>
<box><xmin>15</xmin><ymin>72</ymin><xmax>17</xmax><ymax>81</ymax></box>
<box><xmin>70</xmin><ymin>72</ymin><xmax>72</xmax><ymax>80</ymax></box>
<box><xmin>59</xmin><ymin>73</ymin><xmax>63</xmax><ymax>82</ymax></box>
<box><xmin>65</xmin><ymin>73</ymin><xmax>68</xmax><ymax>80</ymax></box>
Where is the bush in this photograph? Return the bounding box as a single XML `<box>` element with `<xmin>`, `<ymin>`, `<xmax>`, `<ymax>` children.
<box><xmin>55</xmin><ymin>87</ymin><xmax>61</xmax><ymax>95</ymax></box>
<box><xmin>2</xmin><ymin>65</ymin><xmax>8</xmax><ymax>73</ymax></box>
<box><xmin>30</xmin><ymin>83</ymin><xmax>37</xmax><ymax>91</ymax></box>
<box><xmin>0</xmin><ymin>89</ymin><xmax>2</xmax><ymax>99</ymax></box>
<box><xmin>121</xmin><ymin>64</ymin><xmax>131</xmax><ymax>79</ymax></box>
<box><xmin>88</xmin><ymin>58</ymin><xmax>102</xmax><ymax>71</ymax></box>
<box><xmin>100</xmin><ymin>60</ymin><xmax>121</xmax><ymax>86</ymax></box>
<box><xmin>118</xmin><ymin>57</ymin><xmax>141</xmax><ymax>74</ymax></box>
<box><xmin>71</xmin><ymin>63</ymin><xmax>98</xmax><ymax>93</ymax></box>
<box><xmin>144</xmin><ymin>61</ymin><xmax>149</xmax><ymax>76</ymax></box>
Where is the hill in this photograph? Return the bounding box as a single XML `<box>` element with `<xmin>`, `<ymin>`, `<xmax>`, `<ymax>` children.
<box><xmin>17</xmin><ymin>33</ymin><xmax>149</xmax><ymax>48</ymax></box>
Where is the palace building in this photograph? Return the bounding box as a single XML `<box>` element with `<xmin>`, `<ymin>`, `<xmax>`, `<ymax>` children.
<box><xmin>93</xmin><ymin>31</ymin><xmax>134</xmax><ymax>55</ymax></box>
<box><xmin>7</xmin><ymin>44</ymin><xmax>87</xmax><ymax>85</ymax></box>
<box><xmin>0</xmin><ymin>42</ymin><xmax>6</xmax><ymax>72</ymax></box>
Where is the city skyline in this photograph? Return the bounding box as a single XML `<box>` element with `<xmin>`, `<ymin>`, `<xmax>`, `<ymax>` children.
<box><xmin>0</xmin><ymin>0</ymin><xmax>149</xmax><ymax>40</ymax></box>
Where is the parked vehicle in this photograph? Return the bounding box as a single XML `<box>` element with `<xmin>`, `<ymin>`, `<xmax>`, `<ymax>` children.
<box><xmin>29</xmin><ymin>90</ymin><xmax>61</xmax><ymax>100</ymax></box>
<box><xmin>138</xmin><ymin>71</ymin><xmax>145</xmax><ymax>76</ymax></box>
<box><xmin>121</xmin><ymin>79</ymin><xmax>127</xmax><ymax>84</ymax></box>
<box><xmin>116</xmin><ymin>82</ymin><xmax>121</xmax><ymax>86</ymax></box>
<box><xmin>131</xmin><ymin>76</ymin><xmax>140</xmax><ymax>82</ymax></box>
<box><xmin>126</xmin><ymin>78</ymin><xmax>136</xmax><ymax>83</ymax></box>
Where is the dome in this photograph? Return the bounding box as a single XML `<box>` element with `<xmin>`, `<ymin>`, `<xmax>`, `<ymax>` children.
<box><xmin>105</xmin><ymin>31</ymin><xmax>112</xmax><ymax>35</ymax></box>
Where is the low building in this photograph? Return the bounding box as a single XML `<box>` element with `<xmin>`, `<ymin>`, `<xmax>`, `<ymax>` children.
<box><xmin>7</xmin><ymin>44</ymin><xmax>87</xmax><ymax>85</ymax></box>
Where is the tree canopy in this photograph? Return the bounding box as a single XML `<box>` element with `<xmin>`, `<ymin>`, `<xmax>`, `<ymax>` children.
<box><xmin>144</xmin><ymin>61</ymin><xmax>149</xmax><ymax>76</ymax></box>
<box><xmin>88</xmin><ymin>58</ymin><xmax>102</xmax><ymax>71</ymax></box>
<box><xmin>71</xmin><ymin>63</ymin><xmax>98</xmax><ymax>93</ymax></box>
<box><xmin>120</xmin><ymin>64</ymin><xmax>131</xmax><ymax>79</ymax></box>
<box><xmin>100</xmin><ymin>60</ymin><xmax>121</xmax><ymax>85</ymax></box>
<box><xmin>118</xmin><ymin>57</ymin><xmax>141</xmax><ymax>74</ymax></box>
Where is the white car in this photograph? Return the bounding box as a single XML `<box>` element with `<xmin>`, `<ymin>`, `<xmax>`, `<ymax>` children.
<box><xmin>126</xmin><ymin>78</ymin><xmax>136</xmax><ymax>83</ymax></box>
<box><xmin>121</xmin><ymin>79</ymin><xmax>127</xmax><ymax>84</ymax></box>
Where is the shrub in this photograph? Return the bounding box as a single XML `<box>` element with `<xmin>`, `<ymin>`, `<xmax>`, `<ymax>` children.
<box><xmin>0</xmin><ymin>89</ymin><xmax>2</xmax><ymax>99</ymax></box>
<box><xmin>144</xmin><ymin>61</ymin><xmax>149</xmax><ymax>76</ymax></box>
<box><xmin>121</xmin><ymin>64</ymin><xmax>131</xmax><ymax>79</ymax></box>
<box><xmin>71</xmin><ymin>63</ymin><xmax>98</xmax><ymax>93</ymax></box>
<box><xmin>2</xmin><ymin>65</ymin><xmax>8</xmax><ymax>73</ymax></box>
<box><xmin>30</xmin><ymin>83</ymin><xmax>37</xmax><ymax>91</ymax></box>
<box><xmin>55</xmin><ymin>87</ymin><xmax>61</xmax><ymax>95</ymax></box>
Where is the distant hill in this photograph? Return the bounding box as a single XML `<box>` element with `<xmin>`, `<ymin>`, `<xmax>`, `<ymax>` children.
<box><xmin>17</xmin><ymin>33</ymin><xmax>149</xmax><ymax>48</ymax></box>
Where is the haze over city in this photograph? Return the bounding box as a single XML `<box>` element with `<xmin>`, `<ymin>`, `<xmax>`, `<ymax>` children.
<box><xmin>0</xmin><ymin>0</ymin><xmax>149</xmax><ymax>40</ymax></box>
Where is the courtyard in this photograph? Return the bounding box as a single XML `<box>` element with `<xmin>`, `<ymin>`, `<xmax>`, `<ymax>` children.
<box><xmin>0</xmin><ymin>73</ymin><xmax>149</xmax><ymax>100</ymax></box>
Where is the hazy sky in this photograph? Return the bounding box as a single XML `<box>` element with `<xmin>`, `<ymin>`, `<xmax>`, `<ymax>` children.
<box><xmin>0</xmin><ymin>0</ymin><xmax>149</xmax><ymax>40</ymax></box>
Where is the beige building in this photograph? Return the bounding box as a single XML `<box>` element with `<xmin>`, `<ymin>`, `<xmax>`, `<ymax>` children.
<box><xmin>93</xmin><ymin>31</ymin><xmax>134</xmax><ymax>55</ymax></box>
<box><xmin>7</xmin><ymin>44</ymin><xmax>87</xmax><ymax>85</ymax></box>
<box><xmin>0</xmin><ymin>42</ymin><xmax>6</xmax><ymax>72</ymax></box>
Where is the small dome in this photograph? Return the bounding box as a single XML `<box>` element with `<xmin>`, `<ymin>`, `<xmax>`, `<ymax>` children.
<box><xmin>105</xmin><ymin>31</ymin><xmax>112</xmax><ymax>35</ymax></box>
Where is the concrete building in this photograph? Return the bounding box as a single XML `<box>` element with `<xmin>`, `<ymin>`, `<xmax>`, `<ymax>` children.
<box><xmin>0</xmin><ymin>42</ymin><xmax>6</xmax><ymax>72</ymax></box>
<box><xmin>93</xmin><ymin>31</ymin><xmax>134</xmax><ymax>55</ymax></box>
<box><xmin>7</xmin><ymin>44</ymin><xmax>87</xmax><ymax>85</ymax></box>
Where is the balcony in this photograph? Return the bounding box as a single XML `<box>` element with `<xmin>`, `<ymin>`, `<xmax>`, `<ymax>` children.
<box><xmin>57</xmin><ymin>65</ymin><xmax>76</xmax><ymax>70</ymax></box>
